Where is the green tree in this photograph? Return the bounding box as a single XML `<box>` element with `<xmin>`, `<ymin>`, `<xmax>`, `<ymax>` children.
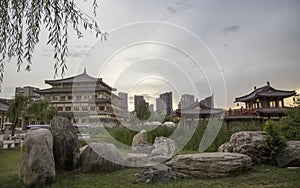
<box><xmin>136</xmin><ymin>102</ymin><xmax>151</xmax><ymax>121</ymax></box>
<box><xmin>26</xmin><ymin>100</ymin><xmax>57</xmax><ymax>125</ymax></box>
<box><xmin>7</xmin><ymin>94</ymin><xmax>28</xmax><ymax>136</ymax></box>
<box><xmin>264</xmin><ymin>121</ymin><xmax>287</xmax><ymax>165</ymax></box>
<box><xmin>280</xmin><ymin>107</ymin><xmax>300</xmax><ymax>140</ymax></box>
<box><xmin>0</xmin><ymin>0</ymin><xmax>106</xmax><ymax>87</ymax></box>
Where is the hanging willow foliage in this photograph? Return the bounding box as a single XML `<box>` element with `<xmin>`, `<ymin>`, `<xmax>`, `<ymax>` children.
<box><xmin>0</xmin><ymin>0</ymin><xmax>107</xmax><ymax>89</ymax></box>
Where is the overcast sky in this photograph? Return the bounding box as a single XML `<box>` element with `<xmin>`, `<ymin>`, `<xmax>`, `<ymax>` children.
<box><xmin>1</xmin><ymin>0</ymin><xmax>300</xmax><ymax>111</ymax></box>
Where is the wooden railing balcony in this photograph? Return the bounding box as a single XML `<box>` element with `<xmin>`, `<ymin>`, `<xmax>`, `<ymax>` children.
<box><xmin>226</xmin><ymin>108</ymin><xmax>254</xmax><ymax>116</ymax></box>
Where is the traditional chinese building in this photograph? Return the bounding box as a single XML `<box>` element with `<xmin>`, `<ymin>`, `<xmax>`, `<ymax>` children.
<box><xmin>38</xmin><ymin>69</ymin><xmax>124</xmax><ymax>127</ymax></box>
<box><xmin>179</xmin><ymin>95</ymin><xmax>225</xmax><ymax>126</ymax></box>
<box><xmin>234</xmin><ymin>81</ymin><xmax>296</xmax><ymax>119</ymax></box>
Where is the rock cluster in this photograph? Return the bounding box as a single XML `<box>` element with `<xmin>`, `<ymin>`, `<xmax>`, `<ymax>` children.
<box><xmin>218</xmin><ymin>131</ymin><xmax>269</xmax><ymax>163</ymax></box>
<box><xmin>19</xmin><ymin>128</ymin><xmax>55</xmax><ymax>187</ymax></box>
<box><xmin>167</xmin><ymin>152</ymin><xmax>252</xmax><ymax>178</ymax></box>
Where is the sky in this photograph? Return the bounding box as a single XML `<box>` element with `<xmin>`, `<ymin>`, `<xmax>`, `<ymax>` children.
<box><xmin>1</xmin><ymin>0</ymin><xmax>300</xmax><ymax>111</ymax></box>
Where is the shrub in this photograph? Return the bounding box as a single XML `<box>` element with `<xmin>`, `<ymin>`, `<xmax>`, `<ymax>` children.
<box><xmin>280</xmin><ymin>107</ymin><xmax>300</xmax><ymax>140</ymax></box>
<box><xmin>264</xmin><ymin>121</ymin><xmax>286</xmax><ymax>165</ymax></box>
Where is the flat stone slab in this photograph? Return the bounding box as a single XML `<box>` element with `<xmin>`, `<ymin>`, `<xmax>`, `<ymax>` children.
<box><xmin>166</xmin><ymin>152</ymin><xmax>252</xmax><ymax>178</ymax></box>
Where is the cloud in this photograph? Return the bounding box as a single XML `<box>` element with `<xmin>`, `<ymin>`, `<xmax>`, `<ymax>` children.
<box><xmin>222</xmin><ymin>25</ymin><xmax>240</xmax><ymax>34</ymax></box>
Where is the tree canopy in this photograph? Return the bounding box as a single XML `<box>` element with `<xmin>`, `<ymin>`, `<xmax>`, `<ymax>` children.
<box><xmin>0</xmin><ymin>0</ymin><xmax>106</xmax><ymax>88</ymax></box>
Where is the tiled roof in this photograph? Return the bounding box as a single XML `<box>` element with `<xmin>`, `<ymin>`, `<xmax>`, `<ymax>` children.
<box><xmin>235</xmin><ymin>84</ymin><xmax>296</xmax><ymax>102</ymax></box>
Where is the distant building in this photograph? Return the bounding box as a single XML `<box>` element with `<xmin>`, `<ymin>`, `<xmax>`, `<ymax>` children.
<box><xmin>38</xmin><ymin>69</ymin><xmax>123</xmax><ymax>127</ymax></box>
<box><xmin>200</xmin><ymin>95</ymin><xmax>214</xmax><ymax>108</ymax></box>
<box><xmin>119</xmin><ymin>92</ymin><xmax>128</xmax><ymax>112</ymax></box>
<box><xmin>15</xmin><ymin>86</ymin><xmax>40</xmax><ymax>100</ymax></box>
<box><xmin>156</xmin><ymin>92</ymin><xmax>173</xmax><ymax>115</ymax></box>
<box><xmin>134</xmin><ymin>95</ymin><xmax>146</xmax><ymax>112</ymax></box>
<box><xmin>149</xmin><ymin>104</ymin><xmax>154</xmax><ymax>113</ymax></box>
<box><xmin>181</xmin><ymin>94</ymin><xmax>195</xmax><ymax>109</ymax></box>
<box><xmin>0</xmin><ymin>99</ymin><xmax>9</xmax><ymax>130</ymax></box>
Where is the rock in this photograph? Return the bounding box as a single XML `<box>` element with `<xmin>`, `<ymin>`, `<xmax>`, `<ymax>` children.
<box><xmin>78</xmin><ymin>142</ymin><xmax>125</xmax><ymax>173</ymax></box>
<box><xmin>49</xmin><ymin>116</ymin><xmax>80</xmax><ymax>171</ymax></box>
<box><xmin>125</xmin><ymin>153</ymin><xmax>149</xmax><ymax>167</ymax></box>
<box><xmin>133</xmin><ymin>141</ymin><xmax>155</xmax><ymax>154</ymax></box>
<box><xmin>277</xmin><ymin>141</ymin><xmax>300</xmax><ymax>167</ymax></box>
<box><xmin>167</xmin><ymin>152</ymin><xmax>252</xmax><ymax>178</ymax></box>
<box><xmin>150</xmin><ymin>137</ymin><xmax>177</xmax><ymax>162</ymax></box>
<box><xmin>19</xmin><ymin>128</ymin><xmax>55</xmax><ymax>187</ymax></box>
<box><xmin>132</xmin><ymin>130</ymin><xmax>147</xmax><ymax>148</ymax></box>
<box><xmin>134</xmin><ymin>164</ymin><xmax>188</xmax><ymax>184</ymax></box>
<box><xmin>218</xmin><ymin>131</ymin><xmax>269</xmax><ymax>163</ymax></box>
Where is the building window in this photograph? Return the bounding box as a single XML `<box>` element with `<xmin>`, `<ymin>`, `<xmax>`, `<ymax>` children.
<box><xmin>99</xmin><ymin>106</ymin><xmax>105</xmax><ymax>111</ymax></box>
<box><xmin>65</xmin><ymin>107</ymin><xmax>71</xmax><ymax>111</ymax></box>
<box><xmin>57</xmin><ymin>107</ymin><xmax>63</xmax><ymax>111</ymax></box>
<box><xmin>60</xmin><ymin>96</ymin><xmax>66</xmax><ymax>101</ymax></box>
<box><xmin>74</xmin><ymin>106</ymin><xmax>79</xmax><ymax>111</ymax></box>
<box><xmin>45</xmin><ymin>96</ymin><xmax>50</xmax><ymax>101</ymax></box>
<box><xmin>53</xmin><ymin>96</ymin><xmax>58</xmax><ymax>101</ymax></box>
<box><xmin>81</xmin><ymin>119</ymin><xmax>88</xmax><ymax>123</ymax></box>
<box><xmin>76</xmin><ymin>96</ymin><xmax>81</xmax><ymax>101</ymax></box>
<box><xmin>269</xmin><ymin>100</ymin><xmax>276</xmax><ymax>108</ymax></box>
<box><xmin>82</xmin><ymin>106</ymin><xmax>88</xmax><ymax>111</ymax></box>
<box><xmin>68</xmin><ymin>96</ymin><xmax>72</xmax><ymax>100</ymax></box>
<box><xmin>90</xmin><ymin>106</ymin><xmax>96</xmax><ymax>111</ymax></box>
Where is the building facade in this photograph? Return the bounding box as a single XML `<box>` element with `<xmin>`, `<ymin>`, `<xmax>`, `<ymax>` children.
<box><xmin>156</xmin><ymin>92</ymin><xmax>173</xmax><ymax>115</ymax></box>
<box><xmin>134</xmin><ymin>95</ymin><xmax>145</xmax><ymax>112</ymax></box>
<box><xmin>181</xmin><ymin>94</ymin><xmax>195</xmax><ymax>109</ymax></box>
<box><xmin>38</xmin><ymin>70</ymin><xmax>123</xmax><ymax>127</ymax></box>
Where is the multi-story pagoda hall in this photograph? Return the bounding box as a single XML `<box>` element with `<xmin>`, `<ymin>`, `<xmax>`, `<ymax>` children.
<box><xmin>234</xmin><ymin>81</ymin><xmax>296</xmax><ymax>118</ymax></box>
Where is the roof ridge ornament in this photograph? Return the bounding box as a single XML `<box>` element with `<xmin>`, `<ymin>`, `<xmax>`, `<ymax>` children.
<box><xmin>84</xmin><ymin>67</ymin><xmax>87</xmax><ymax>74</ymax></box>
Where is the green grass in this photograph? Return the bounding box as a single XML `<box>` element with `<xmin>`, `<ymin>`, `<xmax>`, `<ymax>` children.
<box><xmin>1</xmin><ymin>149</ymin><xmax>300</xmax><ymax>188</ymax></box>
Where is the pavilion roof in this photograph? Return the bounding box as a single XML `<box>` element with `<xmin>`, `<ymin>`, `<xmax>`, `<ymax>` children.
<box><xmin>43</xmin><ymin>69</ymin><xmax>115</xmax><ymax>91</ymax></box>
<box><xmin>235</xmin><ymin>82</ymin><xmax>296</xmax><ymax>102</ymax></box>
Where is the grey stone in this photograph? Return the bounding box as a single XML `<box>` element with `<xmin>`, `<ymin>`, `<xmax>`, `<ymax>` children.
<box><xmin>19</xmin><ymin>128</ymin><xmax>55</xmax><ymax>187</ymax></box>
<box><xmin>125</xmin><ymin>153</ymin><xmax>149</xmax><ymax>167</ymax></box>
<box><xmin>132</xmin><ymin>130</ymin><xmax>147</xmax><ymax>148</ymax></box>
<box><xmin>78</xmin><ymin>142</ymin><xmax>125</xmax><ymax>173</ymax></box>
<box><xmin>150</xmin><ymin>137</ymin><xmax>177</xmax><ymax>162</ymax></box>
<box><xmin>49</xmin><ymin>116</ymin><xmax>80</xmax><ymax>171</ymax></box>
<box><xmin>133</xmin><ymin>141</ymin><xmax>155</xmax><ymax>154</ymax></box>
<box><xmin>218</xmin><ymin>131</ymin><xmax>269</xmax><ymax>163</ymax></box>
<box><xmin>277</xmin><ymin>141</ymin><xmax>300</xmax><ymax>167</ymax></box>
<box><xmin>134</xmin><ymin>164</ymin><xmax>188</xmax><ymax>184</ymax></box>
<box><xmin>167</xmin><ymin>152</ymin><xmax>252</xmax><ymax>178</ymax></box>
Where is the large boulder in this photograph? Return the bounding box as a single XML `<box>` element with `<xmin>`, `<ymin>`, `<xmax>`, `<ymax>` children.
<box><xmin>218</xmin><ymin>131</ymin><xmax>269</xmax><ymax>163</ymax></box>
<box><xmin>277</xmin><ymin>141</ymin><xmax>300</xmax><ymax>167</ymax></box>
<box><xmin>78</xmin><ymin>142</ymin><xmax>125</xmax><ymax>173</ymax></box>
<box><xmin>19</xmin><ymin>128</ymin><xmax>55</xmax><ymax>187</ymax></box>
<box><xmin>49</xmin><ymin>116</ymin><xmax>80</xmax><ymax>171</ymax></box>
<box><xmin>150</xmin><ymin>137</ymin><xmax>177</xmax><ymax>162</ymax></box>
<box><xmin>132</xmin><ymin>130</ymin><xmax>147</xmax><ymax>148</ymax></box>
<box><xmin>167</xmin><ymin>152</ymin><xmax>252</xmax><ymax>178</ymax></box>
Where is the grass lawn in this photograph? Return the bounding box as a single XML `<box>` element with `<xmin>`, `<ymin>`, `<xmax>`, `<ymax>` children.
<box><xmin>1</xmin><ymin>149</ymin><xmax>300</xmax><ymax>188</ymax></box>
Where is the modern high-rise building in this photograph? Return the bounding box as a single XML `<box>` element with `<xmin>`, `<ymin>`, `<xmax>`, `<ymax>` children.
<box><xmin>181</xmin><ymin>94</ymin><xmax>195</xmax><ymax>109</ymax></box>
<box><xmin>118</xmin><ymin>92</ymin><xmax>128</xmax><ymax>112</ymax></box>
<box><xmin>156</xmin><ymin>92</ymin><xmax>173</xmax><ymax>115</ymax></box>
<box><xmin>134</xmin><ymin>95</ymin><xmax>145</xmax><ymax>112</ymax></box>
<box><xmin>200</xmin><ymin>95</ymin><xmax>214</xmax><ymax>108</ymax></box>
